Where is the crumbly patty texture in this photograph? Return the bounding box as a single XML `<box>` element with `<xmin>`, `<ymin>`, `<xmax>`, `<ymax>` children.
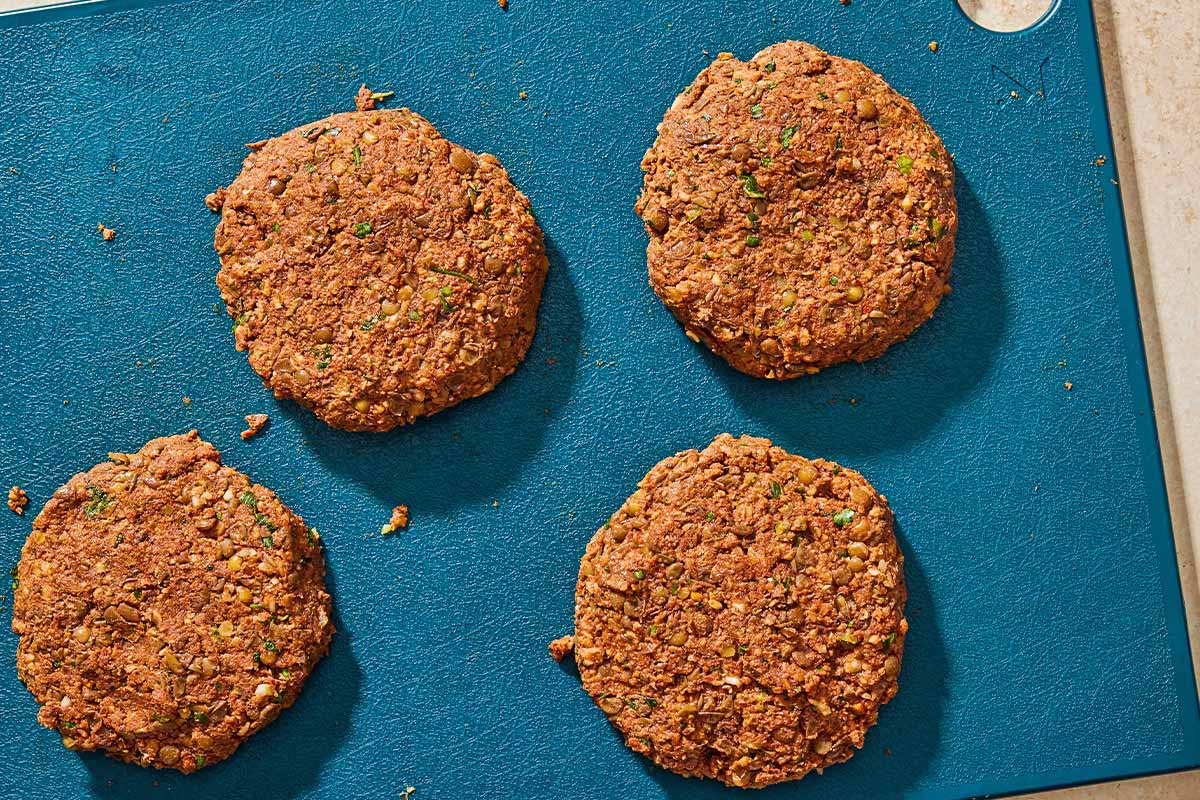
<box><xmin>213</xmin><ymin>107</ymin><xmax>547</xmax><ymax>431</ymax></box>
<box><xmin>11</xmin><ymin>432</ymin><xmax>333</xmax><ymax>772</ymax></box>
<box><xmin>636</xmin><ymin>41</ymin><xmax>956</xmax><ymax>378</ymax></box>
<box><xmin>573</xmin><ymin>433</ymin><xmax>907</xmax><ymax>788</ymax></box>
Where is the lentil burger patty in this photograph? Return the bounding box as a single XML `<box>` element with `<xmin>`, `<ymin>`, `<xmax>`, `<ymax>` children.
<box><xmin>11</xmin><ymin>432</ymin><xmax>333</xmax><ymax>772</ymax></box>
<box><xmin>212</xmin><ymin>104</ymin><xmax>547</xmax><ymax>432</ymax></box>
<box><xmin>570</xmin><ymin>433</ymin><xmax>907</xmax><ymax>787</ymax></box>
<box><xmin>636</xmin><ymin>41</ymin><xmax>956</xmax><ymax>378</ymax></box>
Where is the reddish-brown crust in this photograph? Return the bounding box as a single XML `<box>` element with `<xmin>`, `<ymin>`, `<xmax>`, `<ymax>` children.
<box><xmin>636</xmin><ymin>41</ymin><xmax>956</xmax><ymax>378</ymax></box>
<box><xmin>11</xmin><ymin>432</ymin><xmax>333</xmax><ymax>772</ymax></box>
<box><xmin>213</xmin><ymin>108</ymin><xmax>547</xmax><ymax>432</ymax></box>
<box><xmin>572</xmin><ymin>433</ymin><xmax>907</xmax><ymax>787</ymax></box>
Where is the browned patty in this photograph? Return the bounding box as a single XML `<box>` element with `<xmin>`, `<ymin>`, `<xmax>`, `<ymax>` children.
<box><xmin>11</xmin><ymin>432</ymin><xmax>333</xmax><ymax>772</ymax></box>
<box><xmin>636</xmin><ymin>41</ymin><xmax>956</xmax><ymax>378</ymax></box>
<box><xmin>212</xmin><ymin>105</ymin><xmax>548</xmax><ymax>432</ymax></box>
<box><xmin>569</xmin><ymin>433</ymin><xmax>907</xmax><ymax>788</ymax></box>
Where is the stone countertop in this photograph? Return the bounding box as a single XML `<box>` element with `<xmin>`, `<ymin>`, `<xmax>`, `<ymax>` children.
<box><xmin>0</xmin><ymin>0</ymin><xmax>1196</xmax><ymax>796</ymax></box>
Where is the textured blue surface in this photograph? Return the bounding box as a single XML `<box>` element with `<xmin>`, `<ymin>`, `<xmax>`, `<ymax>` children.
<box><xmin>0</xmin><ymin>0</ymin><xmax>1196</xmax><ymax>798</ymax></box>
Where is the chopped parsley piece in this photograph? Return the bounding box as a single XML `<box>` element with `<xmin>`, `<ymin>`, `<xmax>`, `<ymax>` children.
<box><xmin>303</xmin><ymin>161</ymin><xmax>315</xmax><ymax>173</ymax></box>
<box><xmin>264</xmin><ymin>639</ymin><xmax>278</xmax><ymax>652</ymax></box>
<box><xmin>818</xmin><ymin>91</ymin><xmax>828</xmax><ymax>100</ymax></box>
<box><xmin>897</xmin><ymin>154</ymin><xmax>914</xmax><ymax>175</ymax></box>
<box><xmin>191</xmin><ymin>710</ymin><xmax>209</xmax><ymax>723</ymax></box>
<box><xmin>280</xmin><ymin>669</ymin><xmax>292</xmax><ymax>679</ymax></box>
<box><xmin>738</xmin><ymin>173</ymin><xmax>766</xmax><ymax>198</ymax></box>
<box><xmin>832</xmin><ymin>508</ymin><xmax>856</xmax><ymax>527</ymax></box>
<box><xmin>352</xmin><ymin>146</ymin><xmax>362</xmax><ymax>167</ymax></box>
<box><xmin>835</xmin><ymin>133</ymin><xmax>843</xmax><ymax>150</ymax></box>
<box><xmin>271</xmin><ymin>222</ymin><xmax>280</xmax><ymax>233</ymax></box>
<box><xmin>769</xmin><ymin>481</ymin><xmax>782</xmax><ymax>499</ymax></box>
<box><xmin>261</xmin><ymin>535</ymin><xmax>275</xmax><ymax>548</ymax></box>
<box><xmin>359</xmin><ymin>313</ymin><xmax>384</xmax><ymax>331</ymax></box>
<box><xmin>747</xmin><ymin>211</ymin><xmax>760</xmax><ymax>229</ymax></box>
<box><xmin>307</xmin><ymin>527</ymin><xmax>317</xmax><ymax>545</ymax></box>
<box><xmin>153</xmin><ymin>714</ymin><xmax>172</xmax><ymax>723</ymax></box>
<box><xmin>705</xmin><ymin>511</ymin><xmax>715</xmax><ymax>521</ymax></box>
<box><xmin>84</xmin><ymin>486</ymin><xmax>112</xmax><ymax>517</ymax></box>
<box><xmin>764</xmin><ymin>61</ymin><xmax>776</xmax><ymax>72</ymax></box>
<box><xmin>254</xmin><ymin>513</ymin><xmax>277</xmax><ymax>532</ymax></box>
<box><xmin>779</xmin><ymin>126</ymin><xmax>799</xmax><ymax>149</ymax></box>
<box><xmin>633</xmin><ymin>569</ymin><xmax>646</xmax><ymax>580</ymax></box>
<box><xmin>195</xmin><ymin>755</ymin><xmax>205</xmax><ymax>767</ymax></box>
<box><xmin>750</xmin><ymin>103</ymin><xmax>764</xmax><ymax>119</ymax></box>
<box><xmin>745</xmin><ymin>235</ymin><xmax>762</xmax><ymax>247</ymax></box>
<box><xmin>61</xmin><ymin>721</ymin><xmax>76</xmax><ymax>729</ymax></box>
<box><xmin>882</xmin><ymin>632</ymin><xmax>896</xmax><ymax>651</ymax></box>
<box><xmin>353</xmin><ymin>222</ymin><xmax>373</xmax><ymax>238</ymax></box>
<box><xmin>407</xmin><ymin>310</ymin><xmax>422</xmax><ymax>320</ymax></box>
<box><xmin>645</xmin><ymin>698</ymin><xmax>659</xmax><ymax>708</ymax></box>
<box><xmin>429</xmin><ymin>266</ymin><xmax>479</xmax><ymax>284</ymax></box>
<box><xmin>239</xmin><ymin>491</ymin><xmax>258</xmax><ymax>510</ymax></box>
<box><xmin>829</xmin><ymin>276</ymin><xmax>839</xmax><ymax>286</ymax></box>
<box><xmin>315</xmin><ymin>345</ymin><xmax>332</xmax><ymax>369</ymax></box>
<box><xmin>232</xmin><ymin>312</ymin><xmax>249</xmax><ymax>331</ymax></box>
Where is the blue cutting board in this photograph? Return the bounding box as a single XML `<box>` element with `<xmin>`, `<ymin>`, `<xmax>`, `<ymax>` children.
<box><xmin>0</xmin><ymin>0</ymin><xmax>1196</xmax><ymax>798</ymax></box>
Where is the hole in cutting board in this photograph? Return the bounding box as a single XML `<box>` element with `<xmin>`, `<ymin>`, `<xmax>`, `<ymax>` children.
<box><xmin>956</xmin><ymin>0</ymin><xmax>1054</xmax><ymax>32</ymax></box>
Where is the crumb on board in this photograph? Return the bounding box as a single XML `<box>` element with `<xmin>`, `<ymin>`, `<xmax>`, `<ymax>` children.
<box><xmin>1094</xmin><ymin>155</ymin><xmax>1107</xmax><ymax>167</ymax></box>
<box><xmin>549</xmin><ymin>634</ymin><xmax>575</xmax><ymax>662</ymax></box>
<box><xmin>97</xmin><ymin>223</ymin><xmax>116</xmax><ymax>241</ymax></box>
<box><xmin>498</xmin><ymin>0</ymin><xmax>508</xmax><ymax>8</ymax></box>
<box><xmin>381</xmin><ymin>504</ymin><xmax>410</xmax><ymax>535</ymax></box>
<box><xmin>1064</xmin><ymin>381</ymin><xmax>1073</xmax><ymax>391</ymax></box>
<box><xmin>518</xmin><ymin>90</ymin><xmax>528</xmax><ymax>100</ymax></box>
<box><xmin>928</xmin><ymin>41</ymin><xmax>938</xmax><ymax>53</ymax></box>
<box><xmin>8</xmin><ymin>486</ymin><xmax>29</xmax><ymax>515</ymax></box>
<box><xmin>400</xmin><ymin>788</ymin><xmax>416</xmax><ymax>800</ymax></box>
<box><xmin>355</xmin><ymin>84</ymin><xmax>395</xmax><ymax>112</ymax></box>
<box><xmin>182</xmin><ymin>396</ymin><xmax>192</xmax><ymax>406</ymax></box>
<box><xmin>491</xmin><ymin>499</ymin><xmax>499</xmax><ymax>508</ymax></box>
<box><xmin>241</xmin><ymin>413</ymin><xmax>269</xmax><ymax>440</ymax></box>
<box><xmin>205</xmin><ymin>187</ymin><xmax>227</xmax><ymax>212</ymax></box>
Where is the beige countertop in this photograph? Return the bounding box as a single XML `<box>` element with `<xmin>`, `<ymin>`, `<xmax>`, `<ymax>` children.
<box><xmin>2</xmin><ymin>0</ymin><xmax>1197</xmax><ymax>796</ymax></box>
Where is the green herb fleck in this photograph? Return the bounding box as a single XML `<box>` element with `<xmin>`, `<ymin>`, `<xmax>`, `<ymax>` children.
<box><xmin>264</xmin><ymin>639</ymin><xmax>278</xmax><ymax>652</ymax></box>
<box><xmin>360</xmin><ymin>313</ymin><xmax>384</xmax><ymax>331</ymax></box>
<box><xmin>832</xmin><ymin>508</ymin><xmax>856</xmax><ymax>527</ymax></box>
<box><xmin>153</xmin><ymin>714</ymin><xmax>172</xmax><ymax>724</ymax></box>
<box><xmin>745</xmin><ymin>235</ymin><xmax>762</xmax><ymax>247</ymax></box>
<box><xmin>747</xmin><ymin>211</ymin><xmax>760</xmax><ymax>229</ymax></box>
<box><xmin>352</xmin><ymin>146</ymin><xmax>362</xmax><ymax>167</ymax></box>
<box><xmin>303</xmin><ymin>161</ymin><xmax>315</xmax><ymax>173</ymax></box>
<box><xmin>62</xmin><ymin>721</ymin><xmax>76</xmax><ymax>729</ymax></box>
<box><xmin>705</xmin><ymin>511</ymin><xmax>715</xmax><ymax>521</ymax></box>
<box><xmin>835</xmin><ymin>133</ymin><xmax>843</xmax><ymax>150</ymax></box>
<box><xmin>84</xmin><ymin>486</ymin><xmax>112</xmax><ymax>517</ymax></box>
<box><xmin>800</xmin><ymin>230</ymin><xmax>815</xmax><ymax>242</ymax></box>
<box><xmin>232</xmin><ymin>312</ymin><xmax>249</xmax><ymax>331</ymax></box>
<box><xmin>315</xmin><ymin>345</ymin><xmax>332</xmax><ymax>369</ymax></box>
<box><xmin>254</xmin><ymin>512</ymin><xmax>277</xmax><ymax>532</ymax></box>
<box><xmin>191</xmin><ymin>710</ymin><xmax>209</xmax><ymax>724</ymax></box>
<box><xmin>764</xmin><ymin>61</ymin><xmax>776</xmax><ymax>72</ymax></box>
<box><xmin>780</xmin><ymin>126</ymin><xmax>799</xmax><ymax>149</ymax></box>
<box><xmin>280</xmin><ymin>669</ymin><xmax>292</xmax><ymax>679</ymax></box>
<box><xmin>429</xmin><ymin>266</ymin><xmax>479</xmax><ymax>284</ymax></box>
<box><xmin>353</xmin><ymin>222</ymin><xmax>373</xmax><ymax>238</ymax></box>
<box><xmin>633</xmin><ymin>569</ymin><xmax>645</xmax><ymax>580</ymax></box>
<box><xmin>370</xmin><ymin>90</ymin><xmax>395</xmax><ymax>102</ymax></box>
<box><xmin>818</xmin><ymin>91</ymin><xmax>828</xmax><ymax>100</ymax></box>
<box><xmin>750</xmin><ymin>104</ymin><xmax>764</xmax><ymax>119</ymax></box>
<box><xmin>769</xmin><ymin>481</ymin><xmax>782</xmax><ymax>499</ymax></box>
<box><xmin>829</xmin><ymin>276</ymin><xmax>839</xmax><ymax>286</ymax></box>
<box><xmin>195</xmin><ymin>755</ymin><xmax>205</xmax><ymax>767</ymax></box>
<box><xmin>761</xmin><ymin>156</ymin><xmax>772</xmax><ymax>167</ymax></box>
<box><xmin>738</xmin><ymin>173</ymin><xmax>766</xmax><ymax>199</ymax></box>
<box><xmin>407</xmin><ymin>310</ymin><xmax>422</xmax><ymax>320</ymax></box>
<box><xmin>261</xmin><ymin>535</ymin><xmax>275</xmax><ymax>548</ymax></box>
<box><xmin>239</xmin><ymin>491</ymin><xmax>258</xmax><ymax>510</ymax></box>
<box><xmin>307</xmin><ymin>527</ymin><xmax>317</xmax><ymax>546</ymax></box>
<box><xmin>882</xmin><ymin>632</ymin><xmax>896</xmax><ymax>651</ymax></box>
<box><xmin>897</xmin><ymin>154</ymin><xmax>914</xmax><ymax>175</ymax></box>
<box><xmin>831</xmin><ymin>465</ymin><xmax>841</xmax><ymax>474</ymax></box>
<box><xmin>645</xmin><ymin>697</ymin><xmax>659</xmax><ymax>708</ymax></box>
<box><xmin>271</xmin><ymin>222</ymin><xmax>280</xmax><ymax>233</ymax></box>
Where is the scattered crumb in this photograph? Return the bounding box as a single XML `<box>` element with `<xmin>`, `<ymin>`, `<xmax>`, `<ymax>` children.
<box><xmin>7</xmin><ymin>166</ymin><xmax>16</xmax><ymax>175</ymax></box>
<box><xmin>498</xmin><ymin>0</ymin><xmax>508</xmax><ymax>8</ymax></box>
<box><xmin>1064</xmin><ymin>382</ymin><xmax>1073</xmax><ymax>391</ymax></box>
<box><xmin>1094</xmin><ymin>155</ymin><xmax>1107</xmax><ymax>167</ymax></box>
<box><xmin>97</xmin><ymin>223</ymin><xmax>116</xmax><ymax>241</ymax></box>
<box><xmin>381</xmin><ymin>504</ymin><xmax>410</xmax><ymax>535</ymax></box>
<box><xmin>400</xmin><ymin>788</ymin><xmax>416</xmax><ymax>800</ymax></box>
<box><xmin>8</xmin><ymin>486</ymin><xmax>29</xmax><ymax>516</ymax></box>
<box><xmin>245</xmin><ymin>138</ymin><xmax>268</xmax><ymax>151</ymax></box>
<box><xmin>1010</xmin><ymin>90</ymin><xmax>1019</xmax><ymax>99</ymax></box>
<box><xmin>62</xmin><ymin>399</ymin><xmax>69</xmax><ymax>406</ymax></box>
<box><xmin>884</xmin><ymin>747</ymin><xmax>893</xmax><ymax>757</ymax></box>
<box><xmin>839</xmin><ymin>0</ymin><xmax>850</xmax><ymax>5</ymax></box>
<box><xmin>491</xmin><ymin>500</ymin><xmax>499</xmax><ymax>508</ymax></box>
<box><xmin>549</xmin><ymin>634</ymin><xmax>574</xmax><ymax>662</ymax></box>
<box><xmin>241</xmin><ymin>413</ymin><xmax>269</xmax><ymax>440</ymax></box>
<box><xmin>355</xmin><ymin>84</ymin><xmax>395</xmax><ymax>112</ymax></box>
<box><xmin>546</xmin><ymin>357</ymin><xmax>557</xmax><ymax>365</ymax></box>
<box><xmin>928</xmin><ymin>41</ymin><xmax>938</xmax><ymax>53</ymax></box>
<box><xmin>518</xmin><ymin>90</ymin><xmax>528</xmax><ymax>100</ymax></box>
<box><xmin>111</xmin><ymin>163</ymin><xmax>118</xmax><ymax>172</ymax></box>
<box><xmin>182</xmin><ymin>396</ymin><xmax>192</xmax><ymax>406</ymax></box>
<box><xmin>205</xmin><ymin>187</ymin><xmax>227</xmax><ymax>212</ymax></box>
<box><xmin>162</xmin><ymin>116</ymin><xmax>170</xmax><ymax>124</ymax></box>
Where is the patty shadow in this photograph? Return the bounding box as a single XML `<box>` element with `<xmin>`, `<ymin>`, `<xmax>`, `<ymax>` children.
<box><xmin>711</xmin><ymin>172</ymin><xmax>1005</xmax><ymax>460</ymax></box>
<box><xmin>639</xmin><ymin>524</ymin><xmax>947</xmax><ymax>799</ymax></box>
<box><xmin>280</xmin><ymin>233</ymin><xmax>582</xmax><ymax>514</ymax></box>
<box><xmin>83</xmin><ymin>558</ymin><xmax>362</xmax><ymax>799</ymax></box>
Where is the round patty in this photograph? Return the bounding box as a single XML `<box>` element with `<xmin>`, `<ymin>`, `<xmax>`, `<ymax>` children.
<box><xmin>212</xmin><ymin>106</ymin><xmax>547</xmax><ymax>432</ymax></box>
<box><xmin>11</xmin><ymin>432</ymin><xmax>333</xmax><ymax>772</ymax></box>
<box><xmin>635</xmin><ymin>41</ymin><xmax>956</xmax><ymax>378</ymax></box>
<box><xmin>571</xmin><ymin>433</ymin><xmax>907</xmax><ymax>787</ymax></box>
